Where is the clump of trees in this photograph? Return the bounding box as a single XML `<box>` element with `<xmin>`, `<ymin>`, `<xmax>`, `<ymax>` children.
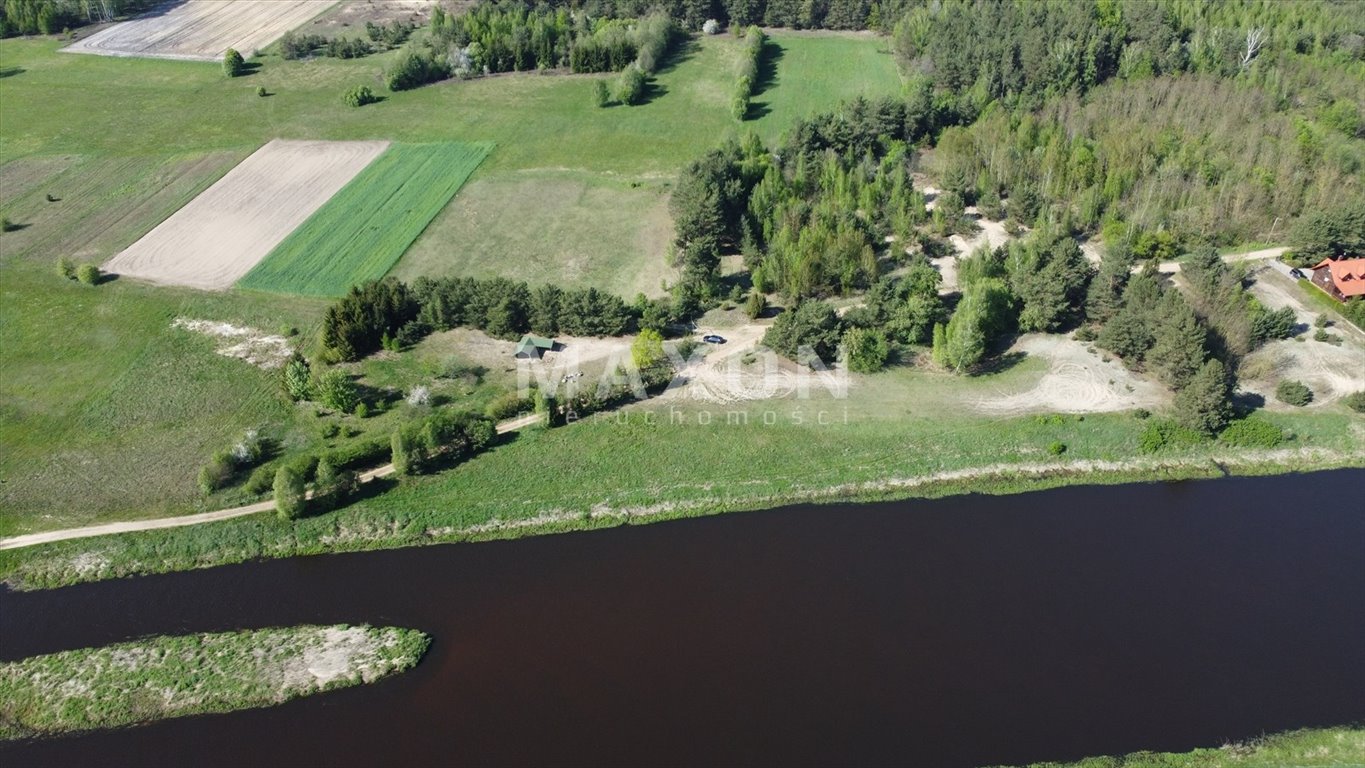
<box><xmin>390</xmin><ymin>409</ymin><xmax>495</xmax><ymax>476</ymax></box>
<box><xmin>731</xmin><ymin>26</ymin><xmax>764</xmax><ymax>120</ymax></box>
<box><xmin>1</xmin><ymin>0</ymin><xmax>158</xmax><ymax>37</ymax></box>
<box><xmin>318</xmin><ymin>277</ymin><xmax>639</xmax><ymax>362</ymax></box>
<box><xmin>385</xmin><ymin>48</ymin><xmax>451</xmax><ymax>91</ymax></box>
<box><xmin>762</xmin><ymin>299</ymin><xmax>842</xmax><ymax>365</ymax></box>
<box><xmin>1287</xmin><ymin>199</ymin><xmax>1365</xmax><ymax>266</ymax></box>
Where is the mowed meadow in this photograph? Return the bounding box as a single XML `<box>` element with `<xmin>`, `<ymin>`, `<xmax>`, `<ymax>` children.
<box><xmin>239</xmin><ymin>142</ymin><xmax>491</xmax><ymax>297</ymax></box>
<box><xmin>0</xmin><ymin>30</ymin><xmax>904</xmax><ymax>533</ymax></box>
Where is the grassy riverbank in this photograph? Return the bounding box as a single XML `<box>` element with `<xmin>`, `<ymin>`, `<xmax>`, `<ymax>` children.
<box><xmin>1</xmin><ymin>409</ymin><xmax>1361</xmax><ymax>590</ymax></box>
<box><xmin>0</xmin><ymin>624</ymin><xmax>429</xmax><ymax>740</ymax></box>
<box><xmin>1006</xmin><ymin>726</ymin><xmax>1365</xmax><ymax>767</ymax></box>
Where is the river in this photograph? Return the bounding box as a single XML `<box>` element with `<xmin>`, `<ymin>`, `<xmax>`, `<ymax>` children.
<box><xmin>2</xmin><ymin>469</ymin><xmax>1363</xmax><ymax>767</ymax></box>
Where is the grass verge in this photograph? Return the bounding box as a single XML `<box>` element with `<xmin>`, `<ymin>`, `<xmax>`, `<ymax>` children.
<box><xmin>0</xmin><ymin>624</ymin><xmax>429</xmax><ymax>740</ymax></box>
<box><xmin>238</xmin><ymin>142</ymin><xmax>492</xmax><ymax>297</ymax></box>
<box><xmin>1</xmin><ymin>409</ymin><xmax>1360</xmax><ymax>591</ymax></box>
<box><xmin>1000</xmin><ymin>726</ymin><xmax>1365</xmax><ymax>767</ymax></box>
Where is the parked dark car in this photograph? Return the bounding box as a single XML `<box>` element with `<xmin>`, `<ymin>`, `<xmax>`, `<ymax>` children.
<box><xmin>702</xmin><ymin>335</ymin><xmax>727</xmax><ymax>344</ymax></box>
<box><xmin>1290</xmin><ymin>268</ymin><xmax>1305</xmax><ymax>279</ymax></box>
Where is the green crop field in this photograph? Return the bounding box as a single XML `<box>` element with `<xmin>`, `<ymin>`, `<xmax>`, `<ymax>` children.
<box><xmin>238</xmin><ymin>142</ymin><xmax>492</xmax><ymax>297</ymax></box>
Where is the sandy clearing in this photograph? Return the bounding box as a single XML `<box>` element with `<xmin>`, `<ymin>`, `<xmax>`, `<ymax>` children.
<box><xmin>104</xmin><ymin>139</ymin><xmax>388</xmax><ymax>290</ymax></box>
<box><xmin>971</xmin><ymin>334</ymin><xmax>1168</xmax><ymax>415</ymax></box>
<box><xmin>1239</xmin><ymin>268</ymin><xmax>1365</xmax><ymax>406</ymax></box>
<box><xmin>308</xmin><ymin>0</ymin><xmax>436</xmax><ymax>36</ymax></box>
<box><xmin>64</xmin><ymin>1</ymin><xmax>337</xmax><ymax>62</ymax></box>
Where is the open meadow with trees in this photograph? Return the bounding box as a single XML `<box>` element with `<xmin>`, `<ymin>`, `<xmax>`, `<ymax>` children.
<box><xmin>0</xmin><ymin>0</ymin><xmax>1362</xmax><ymax>590</ymax></box>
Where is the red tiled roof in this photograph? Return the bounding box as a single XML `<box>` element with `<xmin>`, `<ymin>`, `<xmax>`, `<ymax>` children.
<box><xmin>1312</xmin><ymin>258</ymin><xmax>1365</xmax><ymax>298</ymax></box>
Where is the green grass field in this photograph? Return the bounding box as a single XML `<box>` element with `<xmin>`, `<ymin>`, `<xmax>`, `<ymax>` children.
<box><xmin>748</xmin><ymin>32</ymin><xmax>904</xmax><ymax>141</ymax></box>
<box><xmin>238</xmin><ymin>142</ymin><xmax>491</xmax><ymax>297</ymax></box>
<box><xmin>1008</xmin><ymin>727</ymin><xmax>1365</xmax><ymax>767</ymax></box>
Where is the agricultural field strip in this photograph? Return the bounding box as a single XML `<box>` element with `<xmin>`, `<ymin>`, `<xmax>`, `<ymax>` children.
<box><xmin>103</xmin><ymin>139</ymin><xmax>389</xmax><ymax>290</ymax></box>
<box><xmin>63</xmin><ymin>1</ymin><xmax>338</xmax><ymax>62</ymax></box>
<box><xmin>238</xmin><ymin>142</ymin><xmax>491</xmax><ymax>297</ymax></box>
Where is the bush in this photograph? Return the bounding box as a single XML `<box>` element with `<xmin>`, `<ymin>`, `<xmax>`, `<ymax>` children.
<box><xmin>273</xmin><ymin>467</ymin><xmax>307</xmax><ymax>520</ymax></box>
<box><xmin>386</xmin><ymin>49</ymin><xmax>449</xmax><ymax>91</ymax></box>
<box><xmin>1343</xmin><ymin>391</ymin><xmax>1365</xmax><ymax>413</ymax></box>
<box><xmin>1313</xmin><ymin>328</ymin><xmax>1341</xmax><ymax>345</ymax></box>
<box><xmin>1138</xmin><ymin>420</ymin><xmax>1207</xmax><ymax>453</ymax></box>
<box><xmin>315</xmin><ymin>369</ymin><xmax>360</xmax><ymax>414</ymax></box>
<box><xmin>1314</xmin><ymin>314</ymin><xmax>1329</xmax><ymax>328</ymax></box>
<box><xmin>312</xmin><ymin>458</ymin><xmax>357</xmax><ymax>512</ymax></box>
<box><xmin>1</xmin><ymin>217</ymin><xmax>17</xmax><ymax>232</ymax></box>
<box><xmin>55</xmin><ymin>257</ymin><xmax>75</xmax><ymax>280</ymax></box>
<box><xmin>632</xmin><ymin>328</ymin><xmax>665</xmax><ymax>369</ymax></box>
<box><xmin>844</xmin><ymin>327</ymin><xmax>889</xmax><ymax>373</ymax></box>
<box><xmin>76</xmin><ymin>264</ymin><xmax>100</xmax><ymax>285</ymax></box>
<box><xmin>354</xmin><ymin>402</ymin><xmax>370</xmax><ymax>419</ymax></box>
<box><xmin>198</xmin><ymin>450</ymin><xmax>236</xmax><ymax>494</ymax></box>
<box><xmin>613</xmin><ymin>63</ymin><xmax>646</xmax><ymax>105</ymax></box>
<box><xmin>745</xmin><ymin>291</ymin><xmax>767</xmax><ymax>319</ymax></box>
<box><xmin>592</xmin><ymin>79</ymin><xmax>609</xmax><ymax>107</ymax></box>
<box><xmin>1275</xmin><ymin>380</ymin><xmax>1314</xmax><ymax>406</ymax></box>
<box><xmin>702</xmin><ymin>19</ymin><xmax>720</xmax><ymax>34</ymax></box>
<box><xmin>280</xmin><ymin>354</ymin><xmax>312</xmax><ymax>402</ymax></box>
<box><xmin>343</xmin><ymin>84</ymin><xmax>378</xmax><ymax>107</ymax></box>
<box><xmin>223</xmin><ymin>48</ymin><xmax>246</xmax><ymax>77</ymax></box>
<box><xmin>256</xmin><ymin>86</ymin><xmax>268</xmax><ymax>97</ymax></box>
<box><xmin>485</xmin><ymin>391</ymin><xmax>532</xmax><ymax>420</ymax></box>
<box><xmin>1047</xmin><ymin>441</ymin><xmax>1067</xmax><ymax>455</ymax></box>
<box><xmin>244</xmin><ymin>465</ymin><xmax>275</xmax><ymax>495</ymax></box>
<box><xmin>1219</xmin><ymin>417</ymin><xmax>1285</xmax><ymax>448</ymax></box>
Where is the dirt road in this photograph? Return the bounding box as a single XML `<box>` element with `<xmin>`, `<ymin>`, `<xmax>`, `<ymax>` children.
<box><xmin>0</xmin><ymin>413</ymin><xmax>541</xmax><ymax>551</ymax></box>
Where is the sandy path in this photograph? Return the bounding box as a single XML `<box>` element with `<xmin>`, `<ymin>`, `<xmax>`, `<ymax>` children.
<box><xmin>64</xmin><ymin>1</ymin><xmax>337</xmax><ymax>62</ymax></box>
<box><xmin>0</xmin><ymin>414</ymin><xmax>539</xmax><ymax>551</ymax></box>
<box><xmin>104</xmin><ymin>139</ymin><xmax>388</xmax><ymax>290</ymax></box>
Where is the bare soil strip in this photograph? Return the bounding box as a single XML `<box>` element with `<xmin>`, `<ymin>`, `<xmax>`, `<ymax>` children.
<box><xmin>63</xmin><ymin>1</ymin><xmax>337</xmax><ymax>62</ymax></box>
<box><xmin>103</xmin><ymin>139</ymin><xmax>388</xmax><ymax>290</ymax></box>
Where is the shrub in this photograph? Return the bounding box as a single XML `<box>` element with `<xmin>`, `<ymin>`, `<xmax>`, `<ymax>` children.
<box><xmin>1074</xmin><ymin>326</ymin><xmax>1097</xmax><ymax>342</ymax></box>
<box><xmin>702</xmin><ymin>19</ymin><xmax>720</xmax><ymax>34</ymax></box>
<box><xmin>244</xmin><ymin>465</ymin><xmax>275</xmax><ymax>495</ymax></box>
<box><xmin>280</xmin><ymin>354</ymin><xmax>312</xmax><ymax>402</ymax></box>
<box><xmin>55</xmin><ymin>257</ymin><xmax>75</xmax><ymax>280</ymax></box>
<box><xmin>1275</xmin><ymin>380</ymin><xmax>1314</xmax><ymax>406</ymax></box>
<box><xmin>406</xmin><ymin>385</ymin><xmax>431</xmax><ymax>407</ymax></box>
<box><xmin>485</xmin><ymin>391</ymin><xmax>532</xmax><ymax>420</ymax></box>
<box><xmin>315</xmin><ymin>369</ymin><xmax>360</xmax><ymax>414</ymax></box>
<box><xmin>354</xmin><ymin>402</ymin><xmax>370</xmax><ymax>419</ymax></box>
<box><xmin>1</xmin><ymin>217</ymin><xmax>17</xmax><ymax>232</ymax></box>
<box><xmin>632</xmin><ymin>328</ymin><xmax>666</xmax><ymax>369</ymax></box>
<box><xmin>273</xmin><ymin>467</ymin><xmax>307</xmax><ymax>520</ymax></box>
<box><xmin>391</xmin><ymin>429</ymin><xmax>414</xmax><ymax>476</ymax></box>
<box><xmin>844</xmin><ymin>327</ymin><xmax>889</xmax><ymax>373</ymax></box>
<box><xmin>1343</xmin><ymin>391</ymin><xmax>1365</xmax><ymax>413</ymax></box>
<box><xmin>613</xmin><ymin>63</ymin><xmax>646</xmax><ymax>105</ymax></box>
<box><xmin>1133</xmin><ymin>408</ymin><xmax>1151</xmax><ymax>420</ymax></box>
<box><xmin>1138</xmin><ymin>420</ymin><xmax>1207</xmax><ymax>453</ymax></box>
<box><xmin>1047</xmin><ymin>441</ymin><xmax>1067</xmax><ymax>455</ymax></box>
<box><xmin>312</xmin><ymin>458</ymin><xmax>357</xmax><ymax>512</ymax></box>
<box><xmin>592</xmin><ymin>79</ymin><xmax>609</xmax><ymax>107</ymax></box>
<box><xmin>1219</xmin><ymin>417</ymin><xmax>1285</xmax><ymax>448</ymax></box>
<box><xmin>745</xmin><ymin>291</ymin><xmax>767</xmax><ymax>319</ymax></box>
<box><xmin>256</xmin><ymin>86</ymin><xmax>267</xmax><ymax>97</ymax></box>
<box><xmin>343</xmin><ymin>84</ymin><xmax>378</xmax><ymax>107</ymax></box>
<box><xmin>1313</xmin><ymin>328</ymin><xmax>1341</xmax><ymax>345</ymax></box>
<box><xmin>386</xmin><ymin>49</ymin><xmax>449</xmax><ymax>91</ymax></box>
<box><xmin>1314</xmin><ymin>314</ymin><xmax>1329</xmax><ymax>328</ymax></box>
<box><xmin>198</xmin><ymin>450</ymin><xmax>236</xmax><ymax>494</ymax></box>
<box><xmin>76</xmin><ymin>264</ymin><xmax>100</xmax><ymax>285</ymax></box>
<box><xmin>230</xmin><ymin>429</ymin><xmax>265</xmax><ymax>466</ymax></box>
<box><xmin>223</xmin><ymin>48</ymin><xmax>246</xmax><ymax>77</ymax></box>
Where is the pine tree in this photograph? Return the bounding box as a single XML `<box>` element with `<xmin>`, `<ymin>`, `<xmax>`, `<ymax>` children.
<box><xmin>1147</xmin><ymin>293</ymin><xmax>1208</xmax><ymax>388</ymax></box>
<box><xmin>1173</xmin><ymin>358</ymin><xmax>1233</xmax><ymax>434</ymax></box>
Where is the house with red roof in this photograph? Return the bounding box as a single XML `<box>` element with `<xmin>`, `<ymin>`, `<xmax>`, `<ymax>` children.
<box><xmin>1310</xmin><ymin>258</ymin><xmax>1365</xmax><ymax>302</ymax></box>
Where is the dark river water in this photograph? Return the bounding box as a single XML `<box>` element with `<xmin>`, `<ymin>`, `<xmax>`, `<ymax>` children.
<box><xmin>2</xmin><ymin>470</ymin><xmax>1363</xmax><ymax>767</ymax></box>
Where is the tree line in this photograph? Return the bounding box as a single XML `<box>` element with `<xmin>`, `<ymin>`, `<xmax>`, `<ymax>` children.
<box><xmin>1</xmin><ymin>0</ymin><xmax>155</xmax><ymax>37</ymax></box>
<box><xmin>319</xmin><ymin>277</ymin><xmax>640</xmax><ymax>362</ymax></box>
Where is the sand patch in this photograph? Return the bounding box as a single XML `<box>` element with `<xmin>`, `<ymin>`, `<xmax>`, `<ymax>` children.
<box><xmin>173</xmin><ymin>318</ymin><xmax>292</xmax><ymax>369</ymax></box>
<box><xmin>971</xmin><ymin>334</ymin><xmax>1168</xmax><ymax>415</ymax></box>
<box><xmin>104</xmin><ymin>139</ymin><xmax>388</xmax><ymax>290</ymax></box>
<box><xmin>64</xmin><ymin>1</ymin><xmax>337</xmax><ymax>61</ymax></box>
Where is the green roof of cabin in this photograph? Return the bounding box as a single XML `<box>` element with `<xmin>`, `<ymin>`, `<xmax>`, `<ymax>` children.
<box><xmin>516</xmin><ymin>335</ymin><xmax>555</xmax><ymax>354</ymax></box>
